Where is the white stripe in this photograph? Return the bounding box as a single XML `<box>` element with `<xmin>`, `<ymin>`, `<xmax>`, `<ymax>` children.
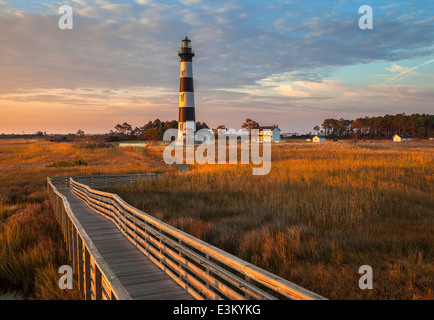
<box><xmin>185</xmin><ymin>121</ymin><xmax>196</xmax><ymax>131</ymax></box>
<box><xmin>178</xmin><ymin>121</ymin><xmax>196</xmax><ymax>138</ymax></box>
<box><xmin>180</xmin><ymin>61</ymin><xmax>193</xmax><ymax>78</ymax></box>
<box><xmin>179</xmin><ymin>92</ymin><xmax>195</xmax><ymax>108</ymax></box>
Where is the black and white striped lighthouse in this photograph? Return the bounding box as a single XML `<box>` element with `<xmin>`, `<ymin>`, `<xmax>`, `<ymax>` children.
<box><xmin>178</xmin><ymin>37</ymin><xmax>196</xmax><ymax>139</ymax></box>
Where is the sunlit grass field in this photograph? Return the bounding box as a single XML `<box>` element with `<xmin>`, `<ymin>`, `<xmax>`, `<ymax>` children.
<box><xmin>114</xmin><ymin>140</ymin><xmax>434</xmax><ymax>300</ymax></box>
<box><xmin>0</xmin><ymin>138</ymin><xmax>166</xmax><ymax>299</ymax></box>
<box><xmin>0</xmin><ymin>138</ymin><xmax>432</xmax><ymax>300</ymax></box>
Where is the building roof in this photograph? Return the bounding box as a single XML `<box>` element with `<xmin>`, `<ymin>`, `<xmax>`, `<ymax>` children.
<box><xmin>259</xmin><ymin>125</ymin><xmax>281</xmax><ymax>131</ymax></box>
<box><xmin>394</xmin><ymin>134</ymin><xmax>413</xmax><ymax>138</ymax></box>
<box><xmin>313</xmin><ymin>135</ymin><xmax>325</xmax><ymax>138</ymax></box>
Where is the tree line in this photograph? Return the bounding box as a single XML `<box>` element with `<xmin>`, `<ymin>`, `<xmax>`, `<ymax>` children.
<box><xmin>107</xmin><ymin>118</ymin><xmax>263</xmax><ymax>141</ymax></box>
<box><xmin>314</xmin><ymin>113</ymin><xmax>433</xmax><ymax>139</ymax></box>
<box><xmin>107</xmin><ymin>119</ymin><xmax>209</xmax><ymax>141</ymax></box>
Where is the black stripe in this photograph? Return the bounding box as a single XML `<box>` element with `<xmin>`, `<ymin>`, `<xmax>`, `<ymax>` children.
<box><xmin>179</xmin><ymin>48</ymin><xmax>195</xmax><ymax>62</ymax></box>
<box><xmin>180</xmin><ymin>77</ymin><xmax>194</xmax><ymax>92</ymax></box>
<box><xmin>179</xmin><ymin>107</ymin><xmax>196</xmax><ymax>122</ymax></box>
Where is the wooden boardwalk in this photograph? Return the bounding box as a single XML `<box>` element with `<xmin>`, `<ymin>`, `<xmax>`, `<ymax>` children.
<box><xmin>48</xmin><ymin>174</ymin><xmax>326</xmax><ymax>300</ymax></box>
<box><xmin>57</xmin><ymin>188</ymin><xmax>193</xmax><ymax>300</ymax></box>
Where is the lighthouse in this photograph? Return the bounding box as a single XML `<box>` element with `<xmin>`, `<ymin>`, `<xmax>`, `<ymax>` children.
<box><xmin>178</xmin><ymin>37</ymin><xmax>196</xmax><ymax>140</ymax></box>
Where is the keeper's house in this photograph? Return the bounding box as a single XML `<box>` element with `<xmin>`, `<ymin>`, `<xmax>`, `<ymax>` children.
<box><xmin>258</xmin><ymin>125</ymin><xmax>281</xmax><ymax>143</ymax></box>
<box><xmin>393</xmin><ymin>134</ymin><xmax>413</xmax><ymax>142</ymax></box>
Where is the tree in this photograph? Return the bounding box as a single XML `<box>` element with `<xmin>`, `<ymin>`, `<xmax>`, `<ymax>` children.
<box><xmin>131</xmin><ymin>127</ymin><xmax>143</xmax><ymax>137</ymax></box>
<box><xmin>322</xmin><ymin>118</ymin><xmax>334</xmax><ymax>137</ymax></box>
<box><xmin>114</xmin><ymin>122</ymin><xmax>133</xmax><ymax>135</ymax></box>
<box><xmin>164</xmin><ymin>120</ymin><xmax>178</xmax><ymax>131</ymax></box>
<box><xmin>76</xmin><ymin>129</ymin><xmax>85</xmax><ymax>137</ymax></box>
<box><xmin>196</xmin><ymin>122</ymin><xmax>209</xmax><ymax>131</ymax></box>
<box><xmin>143</xmin><ymin>128</ymin><xmax>160</xmax><ymax>141</ymax></box>
<box><xmin>241</xmin><ymin>118</ymin><xmax>260</xmax><ymax>132</ymax></box>
<box><xmin>352</xmin><ymin>119</ymin><xmax>363</xmax><ymax>139</ymax></box>
<box><xmin>317</xmin><ymin>113</ymin><xmax>433</xmax><ymax>139</ymax></box>
<box><xmin>152</xmin><ymin>119</ymin><xmax>163</xmax><ymax>133</ymax></box>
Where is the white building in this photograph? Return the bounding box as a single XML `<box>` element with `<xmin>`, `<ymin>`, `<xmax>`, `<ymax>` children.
<box><xmin>258</xmin><ymin>125</ymin><xmax>281</xmax><ymax>143</ymax></box>
<box><xmin>312</xmin><ymin>135</ymin><xmax>325</xmax><ymax>143</ymax></box>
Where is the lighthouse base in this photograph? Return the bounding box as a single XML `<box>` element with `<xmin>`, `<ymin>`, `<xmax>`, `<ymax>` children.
<box><xmin>178</xmin><ymin>121</ymin><xmax>196</xmax><ymax>140</ymax></box>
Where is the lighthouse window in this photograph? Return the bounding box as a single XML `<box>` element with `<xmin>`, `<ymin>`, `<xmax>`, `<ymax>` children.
<box><xmin>180</xmin><ymin>94</ymin><xmax>184</xmax><ymax>102</ymax></box>
<box><xmin>181</xmin><ymin>69</ymin><xmax>186</xmax><ymax>77</ymax></box>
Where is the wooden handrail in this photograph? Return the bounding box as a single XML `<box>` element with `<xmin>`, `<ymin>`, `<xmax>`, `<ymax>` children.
<box><xmin>47</xmin><ymin>177</ymin><xmax>132</xmax><ymax>300</ymax></box>
<box><xmin>65</xmin><ymin>175</ymin><xmax>326</xmax><ymax>301</ymax></box>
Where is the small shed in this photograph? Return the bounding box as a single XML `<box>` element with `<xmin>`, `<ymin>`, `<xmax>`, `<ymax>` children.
<box><xmin>312</xmin><ymin>135</ymin><xmax>325</xmax><ymax>143</ymax></box>
<box><xmin>393</xmin><ymin>134</ymin><xmax>413</xmax><ymax>142</ymax></box>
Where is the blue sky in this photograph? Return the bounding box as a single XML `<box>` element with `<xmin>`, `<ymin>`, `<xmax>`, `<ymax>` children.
<box><xmin>0</xmin><ymin>0</ymin><xmax>433</xmax><ymax>134</ymax></box>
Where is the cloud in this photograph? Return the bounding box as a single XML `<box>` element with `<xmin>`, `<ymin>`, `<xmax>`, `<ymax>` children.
<box><xmin>383</xmin><ymin>60</ymin><xmax>434</xmax><ymax>84</ymax></box>
<box><xmin>2</xmin><ymin>2</ymin><xmax>434</xmax><ymax>91</ymax></box>
<box><xmin>273</xmin><ymin>85</ymin><xmax>313</xmax><ymax>98</ymax></box>
<box><xmin>180</xmin><ymin>0</ymin><xmax>202</xmax><ymax>5</ymax></box>
<box><xmin>0</xmin><ymin>1</ymin><xmax>433</xmax><ymax>133</ymax></box>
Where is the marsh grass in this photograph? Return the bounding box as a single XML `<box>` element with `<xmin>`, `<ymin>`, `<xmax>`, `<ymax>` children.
<box><xmin>47</xmin><ymin>159</ymin><xmax>88</xmax><ymax>168</ymax></box>
<box><xmin>0</xmin><ymin>139</ymin><xmax>165</xmax><ymax>299</ymax></box>
<box><xmin>33</xmin><ymin>265</ymin><xmax>84</xmax><ymax>300</ymax></box>
<box><xmin>115</xmin><ymin>140</ymin><xmax>434</xmax><ymax>300</ymax></box>
<box><xmin>0</xmin><ymin>201</ymin><xmax>66</xmax><ymax>295</ymax></box>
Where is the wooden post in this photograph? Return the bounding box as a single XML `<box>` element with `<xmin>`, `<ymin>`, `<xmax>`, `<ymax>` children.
<box><xmin>245</xmin><ymin>275</ymin><xmax>252</xmax><ymax>300</ymax></box>
<box><xmin>77</xmin><ymin>238</ymin><xmax>84</xmax><ymax>292</ymax></box>
<box><xmin>84</xmin><ymin>248</ymin><xmax>91</xmax><ymax>300</ymax></box>
<box><xmin>72</xmin><ymin>227</ymin><xmax>78</xmax><ymax>274</ymax></box>
<box><xmin>134</xmin><ymin>220</ymin><xmax>137</xmax><ymax>247</ymax></box>
<box><xmin>123</xmin><ymin>210</ymin><xmax>127</xmax><ymax>235</ymax></box>
<box><xmin>205</xmin><ymin>253</ymin><xmax>210</xmax><ymax>290</ymax></box>
<box><xmin>94</xmin><ymin>264</ymin><xmax>102</xmax><ymax>300</ymax></box>
<box><xmin>64</xmin><ymin>218</ymin><xmax>68</xmax><ymax>251</ymax></box>
<box><xmin>69</xmin><ymin>222</ymin><xmax>74</xmax><ymax>263</ymax></box>
<box><xmin>67</xmin><ymin>220</ymin><xmax>73</xmax><ymax>262</ymax></box>
<box><xmin>179</xmin><ymin>238</ymin><xmax>186</xmax><ymax>282</ymax></box>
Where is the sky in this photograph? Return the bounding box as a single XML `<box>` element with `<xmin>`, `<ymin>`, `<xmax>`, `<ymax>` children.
<box><xmin>0</xmin><ymin>0</ymin><xmax>433</xmax><ymax>134</ymax></box>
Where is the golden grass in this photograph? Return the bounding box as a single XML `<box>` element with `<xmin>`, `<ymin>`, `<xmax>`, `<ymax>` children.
<box><xmin>0</xmin><ymin>138</ymin><xmax>166</xmax><ymax>299</ymax></box>
<box><xmin>0</xmin><ymin>139</ymin><xmax>166</xmax><ymax>194</ymax></box>
<box><xmin>1</xmin><ymin>138</ymin><xmax>432</xmax><ymax>300</ymax></box>
<box><xmin>115</xmin><ymin>140</ymin><xmax>434</xmax><ymax>300</ymax></box>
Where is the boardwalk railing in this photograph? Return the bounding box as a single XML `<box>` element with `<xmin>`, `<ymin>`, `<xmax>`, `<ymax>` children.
<box><xmin>48</xmin><ymin>177</ymin><xmax>133</xmax><ymax>300</ymax></box>
<box><xmin>48</xmin><ymin>173</ymin><xmax>326</xmax><ymax>300</ymax></box>
<box><xmin>49</xmin><ymin>173</ymin><xmax>162</xmax><ymax>190</ymax></box>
